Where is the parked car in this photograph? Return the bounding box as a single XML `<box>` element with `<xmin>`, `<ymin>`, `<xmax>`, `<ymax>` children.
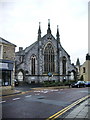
<box><xmin>85</xmin><ymin>81</ymin><xmax>90</xmax><ymax>87</ymax></box>
<box><xmin>14</xmin><ymin>79</ymin><xmax>19</xmax><ymax>86</ymax></box>
<box><xmin>71</xmin><ymin>81</ymin><xmax>86</xmax><ymax>88</ymax></box>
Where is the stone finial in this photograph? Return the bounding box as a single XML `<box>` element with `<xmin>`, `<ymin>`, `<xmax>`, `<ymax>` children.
<box><xmin>76</xmin><ymin>58</ymin><xmax>80</xmax><ymax>66</ymax></box>
<box><xmin>38</xmin><ymin>22</ymin><xmax>41</xmax><ymax>34</ymax></box>
<box><xmin>47</xmin><ymin>19</ymin><xmax>51</xmax><ymax>34</ymax></box>
<box><xmin>56</xmin><ymin>25</ymin><xmax>60</xmax><ymax>38</ymax></box>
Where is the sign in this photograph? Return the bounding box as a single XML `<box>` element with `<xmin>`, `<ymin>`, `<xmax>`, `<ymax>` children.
<box><xmin>0</xmin><ymin>63</ymin><xmax>8</xmax><ymax>69</ymax></box>
<box><xmin>48</xmin><ymin>72</ymin><xmax>52</xmax><ymax>77</ymax></box>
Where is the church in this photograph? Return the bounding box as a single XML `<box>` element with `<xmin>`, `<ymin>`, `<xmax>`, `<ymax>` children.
<box><xmin>15</xmin><ymin>20</ymin><xmax>76</xmax><ymax>84</ymax></box>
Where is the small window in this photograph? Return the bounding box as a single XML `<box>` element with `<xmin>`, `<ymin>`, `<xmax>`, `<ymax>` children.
<box><xmin>19</xmin><ymin>56</ymin><xmax>23</xmax><ymax>62</ymax></box>
<box><xmin>83</xmin><ymin>67</ymin><xmax>85</xmax><ymax>73</ymax></box>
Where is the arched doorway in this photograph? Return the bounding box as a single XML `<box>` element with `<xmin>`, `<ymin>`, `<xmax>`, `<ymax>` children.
<box><xmin>17</xmin><ymin>71</ymin><xmax>23</xmax><ymax>82</ymax></box>
<box><xmin>70</xmin><ymin>72</ymin><xmax>74</xmax><ymax>80</ymax></box>
<box><xmin>70</xmin><ymin>70</ymin><xmax>76</xmax><ymax>81</ymax></box>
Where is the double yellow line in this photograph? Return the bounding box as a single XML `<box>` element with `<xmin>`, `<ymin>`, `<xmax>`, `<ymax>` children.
<box><xmin>46</xmin><ymin>95</ymin><xmax>90</xmax><ymax>120</ymax></box>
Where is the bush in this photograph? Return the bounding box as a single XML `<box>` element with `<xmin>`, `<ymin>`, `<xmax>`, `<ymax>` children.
<box><xmin>42</xmin><ymin>81</ymin><xmax>67</xmax><ymax>87</ymax></box>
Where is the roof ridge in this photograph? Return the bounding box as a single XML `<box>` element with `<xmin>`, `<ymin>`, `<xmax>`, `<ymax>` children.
<box><xmin>0</xmin><ymin>37</ymin><xmax>16</xmax><ymax>46</ymax></box>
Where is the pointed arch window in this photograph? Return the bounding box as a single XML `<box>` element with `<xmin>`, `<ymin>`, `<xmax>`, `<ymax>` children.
<box><xmin>44</xmin><ymin>43</ymin><xmax>55</xmax><ymax>73</ymax></box>
<box><xmin>31</xmin><ymin>56</ymin><xmax>36</xmax><ymax>75</ymax></box>
<box><xmin>62</xmin><ymin>56</ymin><xmax>66</xmax><ymax>75</ymax></box>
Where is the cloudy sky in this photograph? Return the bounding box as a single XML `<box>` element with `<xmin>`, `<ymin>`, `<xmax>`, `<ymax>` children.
<box><xmin>0</xmin><ymin>0</ymin><xmax>89</xmax><ymax>65</ymax></box>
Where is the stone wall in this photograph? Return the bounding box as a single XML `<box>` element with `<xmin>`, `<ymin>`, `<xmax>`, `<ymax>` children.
<box><xmin>0</xmin><ymin>38</ymin><xmax>16</xmax><ymax>88</ymax></box>
<box><xmin>3</xmin><ymin>44</ymin><xmax>15</xmax><ymax>61</ymax></box>
<box><xmin>25</xmin><ymin>75</ymin><xmax>60</xmax><ymax>84</ymax></box>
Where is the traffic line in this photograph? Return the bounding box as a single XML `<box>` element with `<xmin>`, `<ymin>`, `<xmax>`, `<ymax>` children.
<box><xmin>13</xmin><ymin>97</ymin><xmax>20</xmax><ymax>101</ymax></box>
<box><xmin>0</xmin><ymin>101</ymin><xmax>6</xmax><ymax>104</ymax></box>
<box><xmin>34</xmin><ymin>91</ymin><xmax>41</xmax><ymax>92</ymax></box>
<box><xmin>25</xmin><ymin>95</ymin><xmax>32</xmax><ymax>97</ymax></box>
<box><xmin>46</xmin><ymin>95</ymin><xmax>90</xmax><ymax>120</ymax></box>
<box><xmin>35</xmin><ymin>94</ymin><xmax>40</xmax><ymax>95</ymax></box>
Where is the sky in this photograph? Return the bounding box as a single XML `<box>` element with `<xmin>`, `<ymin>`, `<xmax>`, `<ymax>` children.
<box><xmin>0</xmin><ymin>0</ymin><xmax>89</xmax><ymax>65</ymax></box>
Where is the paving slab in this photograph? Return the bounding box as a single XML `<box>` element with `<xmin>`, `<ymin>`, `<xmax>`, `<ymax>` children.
<box><xmin>65</xmin><ymin>98</ymin><xmax>90</xmax><ymax>119</ymax></box>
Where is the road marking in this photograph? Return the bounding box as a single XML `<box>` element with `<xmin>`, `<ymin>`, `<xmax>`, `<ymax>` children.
<box><xmin>0</xmin><ymin>101</ymin><xmax>6</xmax><ymax>104</ymax></box>
<box><xmin>25</xmin><ymin>95</ymin><xmax>32</xmax><ymax>97</ymax></box>
<box><xmin>43</xmin><ymin>91</ymin><xmax>48</xmax><ymax>93</ymax></box>
<box><xmin>35</xmin><ymin>94</ymin><xmax>40</xmax><ymax>95</ymax></box>
<box><xmin>13</xmin><ymin>98</ymin><xmax>20</xmax><ymax>101</ymax></box>
<box><xmin>60</xmin><ymin>89</ymin><xmax>63</xmax><ymax>90</ymax></box>
<box><xmin>46</xmin><ymin>95</ymin><xmax>90</xmax><ymax>120</ymax></box>
<box><xmin>34</xmin><ymin>91</ymin><xmax>41</xmax><ymax>92</ymax></box>
<box><xmin>50</xmin><ymin>90</ymin><xmax>58</xmax><ymax>92</ymax></box>
<box><xmin>34</xmin><ymin>90</ymin><xmax>49</xmax><ymax>93</ymax></box>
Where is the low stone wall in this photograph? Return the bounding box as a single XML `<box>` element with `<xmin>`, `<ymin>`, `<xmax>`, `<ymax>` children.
<box><xmin>25</xmin><ymin>76</ymin><xmax>38</xmax><ymax>83</ymax></box>
<box><xmin>25</xmin><ymin>75</ymin><xmax>60</xmax><ymax>83</ymax></box>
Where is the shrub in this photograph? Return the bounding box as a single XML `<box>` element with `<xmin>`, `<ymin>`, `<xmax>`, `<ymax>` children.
<box><xmin>42</xmin><ymin>81</ymin><xmax>69</xmax><ymax>87</ymax></box>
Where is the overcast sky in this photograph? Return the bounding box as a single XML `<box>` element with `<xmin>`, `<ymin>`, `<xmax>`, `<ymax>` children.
<box><xmin>0</xmin><ymin>0</ymin><xmax>89</xmax><ymax>65</ymax></box>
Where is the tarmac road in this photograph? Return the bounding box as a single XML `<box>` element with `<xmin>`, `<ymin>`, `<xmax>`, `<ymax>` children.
<box><xmin>1</xmin><ymin>87</ymin><xmax>89</xmax><ymax>119</ymax></box>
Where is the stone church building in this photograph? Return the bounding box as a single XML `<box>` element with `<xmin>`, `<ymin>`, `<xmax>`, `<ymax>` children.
<box><xmin>15</xmin><ymin>20</ymin><xmax>76</xmax><ymax>84</ymax></box>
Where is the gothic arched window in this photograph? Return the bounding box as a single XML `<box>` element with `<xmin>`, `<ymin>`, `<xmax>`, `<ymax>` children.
<box><xmin>62</xmin><ymin>56</ymin><xmax>66</xmax><ymax>75</ymax></box>
<box><xmin>44</xmin><ymin>43</ymin><xmax>55</xmax><ymax>73</ymax></box>
<box><xmin>31</xmin><ymin>56</ymin><xmax>36</xmax><ymax>75</ymax></box>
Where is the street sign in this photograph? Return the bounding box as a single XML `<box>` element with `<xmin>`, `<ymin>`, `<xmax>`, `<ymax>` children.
<box><xmin>48</xmin><ymin>72</ymin><xmax>52</xmax><ymax>77</ymax></box>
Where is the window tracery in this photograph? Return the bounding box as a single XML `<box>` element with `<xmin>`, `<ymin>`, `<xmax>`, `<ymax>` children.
<box><xmin>44</xmin><ymin>43</ymin><xmax>55</xmax><ymax>73</ymax></box>
<box><xmin>31</xmin><ymin>56</ymin><xmax>36</xmax><ymax>75</ymax></box>
<box><xmin>62</xmin><ymin>56</ymin><xmax>66</xmax><ymax>75</ymax></box>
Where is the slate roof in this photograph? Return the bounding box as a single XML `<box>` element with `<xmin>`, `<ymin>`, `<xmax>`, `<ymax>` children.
<box><xmin>0</xmin><ymin>37</ymin><xmax>16</xmax><ymax>47</ymax></box>
<box><xmin>15</xmin><ymin>33</ymin><xmax>70</xmax><ymax>58</ymax></box>
<box><xmin>24</xmin><ymin>41</ymin><xmax>38</xmax><ymax>53</ymax></box>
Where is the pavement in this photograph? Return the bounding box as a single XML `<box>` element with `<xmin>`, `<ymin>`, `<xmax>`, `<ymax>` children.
<box><xmin>0</xmin><ymin>87</ymin><xmax>22</xmax><ymax>97</ymax></box>
<box><xmin>0</xmin><ymin>86</ymin><xmax>90</xmax><ymax>119</ymax></box>
<box><xmin>64</xmin><ymin>97</ymin><xmax>90</xmax><ymax>120</ymax></box>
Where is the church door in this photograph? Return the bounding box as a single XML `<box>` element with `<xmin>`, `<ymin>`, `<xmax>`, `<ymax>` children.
<box><xmin>17</xmin><ymin>71</ymin><xmax>23</xmax><ymax>82</ymax></box>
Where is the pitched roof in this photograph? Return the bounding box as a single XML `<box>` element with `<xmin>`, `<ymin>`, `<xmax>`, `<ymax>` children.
<box><xmin>24</xmin><ymin>41</ymin><xmax>38</xmax><ymax>53</ymax></box>
<box><xmin>0</xmin><ymin>37</ymin><xmax>16</xmax><ymax>47</ymax></box>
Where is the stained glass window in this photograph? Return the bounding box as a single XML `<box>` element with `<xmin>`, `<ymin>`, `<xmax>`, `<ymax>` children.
<box><xmin>31</xmin><ymin>56</ymin><xmax>36</xmax><ymax>75</ymax></box>
<box><xmin>44</xmin><ymin>43</ymin><xmax>55</xmax><ymax>73</ymax></box>
<box><xmin>62</xmin><ymin>56</ymin><xmax>66</xmax><ymax>75</ymax></box>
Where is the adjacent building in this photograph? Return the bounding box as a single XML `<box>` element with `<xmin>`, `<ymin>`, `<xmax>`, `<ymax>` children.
<box><xmin>15</xmin><ymin>20</ymin><xmax>76</xmax><ymax>84</ymax></box>
<box><xmin>0</xmin><ymin>37</ymin><xmax>16</xmax><ymax>87</ymax></box>
<box><xmin>75</xmin><ymin>58</ymin><xmax>81</xmax><ymax>80</ymax></box>
<box><xmin>80</xmin><ymin>54</ymin><xmax>90</xmax><ymax>81</ymax></box>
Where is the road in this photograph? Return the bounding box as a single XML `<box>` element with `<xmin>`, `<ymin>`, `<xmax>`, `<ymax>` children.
<box><xmin>1</xmin><ymin>87</ymin><xmax>90</xmax><ymax>119</ymax></box>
